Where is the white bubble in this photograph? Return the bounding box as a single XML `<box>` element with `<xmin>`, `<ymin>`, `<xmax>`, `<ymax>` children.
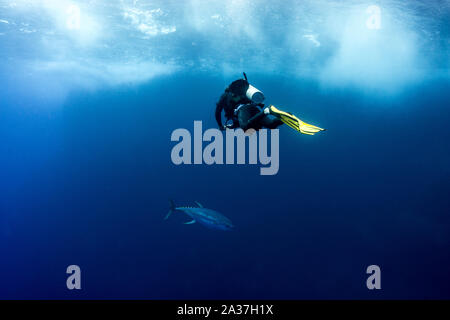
<box><xmin>66</xmin><ymin>4</ymin><xmax>80</xmax><ymax>30</ymax></box>
<box><xmin>366</xmin><ymin>5</ymin><xmax>381</xmax><ymax>30</ymax></box>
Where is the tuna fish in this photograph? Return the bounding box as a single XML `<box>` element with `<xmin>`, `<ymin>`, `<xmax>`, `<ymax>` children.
<box><xmin>165</xmin><ymin>200</ymin><xmax>234</xmax><ymax>231</ymax></box>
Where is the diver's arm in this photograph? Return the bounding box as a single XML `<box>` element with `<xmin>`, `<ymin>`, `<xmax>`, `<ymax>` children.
<box><xmin>215</xmin><ymin>94</ymin><xmax>227</xmax><ymax>130</ymax></box>
<box><xmin>215</xmin><ymin>103</ymin><xmax>224</xmax><ymax>130</ymax></box>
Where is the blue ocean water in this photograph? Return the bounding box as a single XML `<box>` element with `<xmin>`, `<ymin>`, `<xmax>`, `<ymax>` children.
<box><xmin>0</xmin><ymin>0</ymin><xmax>449</xmax><ymax>299</ymax></box>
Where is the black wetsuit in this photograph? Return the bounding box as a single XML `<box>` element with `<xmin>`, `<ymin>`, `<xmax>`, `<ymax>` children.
<box><xmin>215</xmin><ymin>79</ymin><xmax>283</xmax><ymax>131</ymax></box>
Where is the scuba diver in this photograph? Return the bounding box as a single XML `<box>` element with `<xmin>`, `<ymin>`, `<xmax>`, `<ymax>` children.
<box><xmin>215</xmin><ymin>72</ymin><xmax>325</xmax><ymax>135</ymax></box>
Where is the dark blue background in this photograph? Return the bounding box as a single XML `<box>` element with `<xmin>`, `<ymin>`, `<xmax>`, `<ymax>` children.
<box><xmin>1</xmin><ymin>71</ymin><xmax>449</xmax><ymax>299</ymax></box>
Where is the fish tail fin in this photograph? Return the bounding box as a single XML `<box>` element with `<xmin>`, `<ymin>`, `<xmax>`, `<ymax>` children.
<box><xmin>165</xmin><ymin>199</ymin><xmax>176</xmax><ymax>220</ymax></box>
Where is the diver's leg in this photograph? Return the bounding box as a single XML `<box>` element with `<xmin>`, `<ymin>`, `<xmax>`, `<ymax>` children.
<box><xmin>260</xmin><ymin>115</ymin><xmax>284</xmax><ymax>129</ymax></box>
<box><xmin>238</xmin><ymin>105</ymin><xmax>263</xmax><ymax>131</ymax></box>
<box><xmin>246</xmin><ymin>111</ymin><xmax>265</xmax><ymax>126</ymax></box>
<box><xmin>237</xmin><ymin>106</ymin><xmax>251</xmax><ymax>130</ymax></box>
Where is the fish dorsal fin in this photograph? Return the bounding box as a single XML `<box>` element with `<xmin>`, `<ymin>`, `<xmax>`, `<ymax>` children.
<box><xmin>184</xmin><ymin>219</ymin><xmax>196</xmax><ymax>225</ymax></box>
<box><xmin>194</xmin><ymin>201</ymin><xmax>204</xmax><ymax>208</ymax></box>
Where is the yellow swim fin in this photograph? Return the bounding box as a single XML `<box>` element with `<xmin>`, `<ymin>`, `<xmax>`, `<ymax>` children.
<box><xmin>268</xmin><ymin>105</ymin><xmax>325</xmax><ymax>135</ymax></box>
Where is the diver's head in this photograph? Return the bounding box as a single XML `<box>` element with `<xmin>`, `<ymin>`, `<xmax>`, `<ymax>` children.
<box><xmin>227</xmin><ymin>74</ymin><xmax>265</xmax><ymax>103</ymax></box>
<box><xmin>228</xmin><ymin>79</ymin><xmax>249</xmax><ymax>97</ymax></box>
<box><xmin>231</xmin><ymin>93</ymin><xmax>242</xmax><ymax>102</ymax></box>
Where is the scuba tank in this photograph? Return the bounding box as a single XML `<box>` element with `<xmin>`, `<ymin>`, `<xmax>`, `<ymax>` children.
<box><xmin>243</xmin><ymin>72</ymin><xmax>265</xmax><ymax>103</ymax></box>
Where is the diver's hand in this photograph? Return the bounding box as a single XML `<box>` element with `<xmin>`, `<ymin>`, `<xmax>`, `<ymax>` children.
<box><xmin>221</xmin><ymin>123</ymin><xmax>234</xmax><ymax>130</ymax></box>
